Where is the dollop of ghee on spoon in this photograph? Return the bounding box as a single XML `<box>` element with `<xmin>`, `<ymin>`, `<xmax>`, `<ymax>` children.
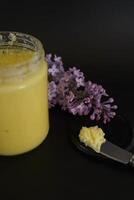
<box><xmin>79</xmin><ymin>126</ymin><xmax>106</xmax><ymax>153</ymax></box>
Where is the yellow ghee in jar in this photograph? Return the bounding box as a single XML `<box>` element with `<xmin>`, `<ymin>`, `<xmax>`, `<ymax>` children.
<box><xmin>0</xmin><ymin>47</ymin><xmax>49</xmax><ymax>155</ymax></box>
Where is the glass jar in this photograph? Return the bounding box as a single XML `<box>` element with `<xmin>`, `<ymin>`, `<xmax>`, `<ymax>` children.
<box><xmin>0</xmin><ymin>32</ymin><xmax>49</xmax><ymax>155</ymax></box>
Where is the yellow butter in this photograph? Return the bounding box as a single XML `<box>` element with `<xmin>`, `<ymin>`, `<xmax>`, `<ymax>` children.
<box><xmin>79</xmin><ymin>126</ymin><xmax>106</xmax><ymax>153</ymax></box>
<box><xmin>0</xmin><ymin>48</ymin><xmax>49</xmax><ymax>155</ymax></box>
<box><xmin>0</xmin><ymin>49</ymin><xmax>35</xmax><ymax>66</ymax></box>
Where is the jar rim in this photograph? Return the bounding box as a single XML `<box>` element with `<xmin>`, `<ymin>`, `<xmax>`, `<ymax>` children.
<box><xmin>0</xmin><ymin>31</ymin><xmax>44</xmax><ymax>81</ymax></box>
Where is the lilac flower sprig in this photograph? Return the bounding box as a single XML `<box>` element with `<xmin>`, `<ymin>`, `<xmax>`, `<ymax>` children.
<box><xmin>46</xmin><ymin>54</ymin><xmax>117</xmax><ymax>123</ymax></box>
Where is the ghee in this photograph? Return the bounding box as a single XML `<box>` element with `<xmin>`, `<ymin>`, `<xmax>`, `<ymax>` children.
<box><xmin>79</xmin><ymin>126</ymin><xmax>106</xmax><ymax>153</ymax></box>
<box><xmin>0</xmin><ymin>32</ymin><xmax>49</xmax><ymax>155</ymax></box>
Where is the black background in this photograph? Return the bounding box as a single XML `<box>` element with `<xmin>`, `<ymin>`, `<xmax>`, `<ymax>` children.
<box><xmin>0</xmin><ymin>1</ymin><xmax>134</xmax><ymax>199</ymax></box>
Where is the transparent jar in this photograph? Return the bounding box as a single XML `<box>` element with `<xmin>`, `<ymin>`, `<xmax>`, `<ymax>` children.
<box><xmin>0</xmin><ymin>32</ymin><xmax>49</xmax><ymax>155</ymax></box>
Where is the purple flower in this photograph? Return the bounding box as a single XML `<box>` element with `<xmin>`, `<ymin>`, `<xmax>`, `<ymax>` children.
<box><xmin>46</xmin><ymin>54</ymin><xmax>118</xmax><ymax>123</ymax></box>
<box><xmin>69</xmin><ymin>67</ymin><xmax>85</xmax><ymax>87</ymax></box>
<box><xmin>48</xmin><ymin>81</ymin><xmax>58</xmax><ymax>108</ymax></box>
<box><xmin>46</xmin><ymin>54</ymin><xmax>64</xmax><ymax>75</ymax></box>
<box><xmin>46</xmin><ymin>54</ymin><xmax>64</xmax><ymax>83</ymax></box>
<box><xmin>69</xmin><ymin>102</ymin><xmax>89</xmax><ymax>116</ymax></box>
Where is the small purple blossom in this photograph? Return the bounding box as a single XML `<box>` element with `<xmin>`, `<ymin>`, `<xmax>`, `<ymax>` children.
<box><xmin>46</xmin><ymin>54</ymin><xmax>64</xmax><ymax>83</ymax></box>
<box><xmin>48</xmin><ymin>81</ymin><xmax>58</xmax><ymax>108</ymax></box>
<box><xmin>69</xmin><ymin>67</ymin><xmax>85</xmax><ymax>87</ymax></box>
<box><xmin>48</xmin><ymin>64</ymin><xmax>59</xmax><ymax>76</ymax></box>
<box><xmin>46</xmin><ymin>54</ymin><xmax>118</xmax><ymax>123</ymax></box>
